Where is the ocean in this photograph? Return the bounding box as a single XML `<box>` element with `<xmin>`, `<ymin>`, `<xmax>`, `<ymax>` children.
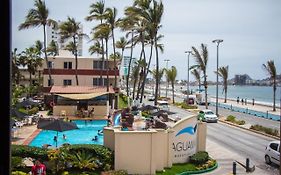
<box><xmin>187</xmin><ymin>85</ymin><xmax>281</xmax><ymax>107</ymax></box>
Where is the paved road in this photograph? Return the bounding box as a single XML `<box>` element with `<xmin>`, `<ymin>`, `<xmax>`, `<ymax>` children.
<box><xmin>143</xmin><ymin>97</ymin><xmax>280</xmax><ymax>174</ymax></box>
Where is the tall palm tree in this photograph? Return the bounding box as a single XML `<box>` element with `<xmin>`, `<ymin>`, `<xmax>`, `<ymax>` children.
<box><xmin>150</xmin><ymin>68</ymin><xmax>164</xmax><ymax>98</ymax></box>
<box><xmin>191</xmin><ymin>69</ymin><xmax>201</xmax><ymax>92</ymax></box>
<box><xmin>191</xmin><ymin>43</ymin><xmax>209</xmax><ymax>109</ymax></box>
<box><xmin>59</xmin><ymin>17</ymin><xmax>85</xmax><ymax>85</ymax></box>
<box><xmin>86</xmin><ymin>1</ymin><xmax>106</xmax><ymax>84</ymax></box>
<box><xmin>215</xmin><ymin>66</ymin><xmax>229</xmax><ymax>103</ymax></box>
<box><xmin>105</xmin><ymin>7</ymin><xmax>119</xmax><ymax>88</ymax></box>
<box><xmin>116</xmin><ymin>37</ymin><xmax>128</xmax><ymax>61</ymax></box>
<box><xmin>46</xmin><ymin>40</ymin><xmax>58</xmax><ymax>57</ymax></box>
<box><xmin>131</xmin><ymin>65</ymin><xmax>140</xmax><ymax>100</ymax></box>
<box><xmin>262</xmin><ymin>60</ymin><xmax>277</xmax><ymax>111</ymax></box>
<box><xmin>20</xmin><ymin>45</ymin><xmax>43</xmax><ymax>88</ymax></box>
<box><xmin>94</xmin><ymin>23</ymin><xmax>111</xmax><ymax>91</ymax></box>
<box><xmin>118</xmin><ymin>16</ymin><xmax>137</xmax><ymax>96</ymax></box>
<box><xmin>12</xmin><ymin>48</ymin><xmax>22</xmax><ymax>85</ymax></box>
<box><xmin>89</xmin><ymin>40</ymin><xmax>103</xmax><ymax>57</ymax></box>
<box><xmin>166</xmin><ymin>66</ymin><xmax>177</xmax><ymax>104</ymax></box>
<box><xmin>19</xmin><ymin>0</ymin><xmax>57</xmax><ymax>84</ymax></box>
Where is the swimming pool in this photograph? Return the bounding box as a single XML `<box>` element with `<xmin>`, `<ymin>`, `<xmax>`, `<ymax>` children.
<box><xmin>29</xmin><ymin>120</ymin><xmax>107</xmax><ymax>148</ymax></box>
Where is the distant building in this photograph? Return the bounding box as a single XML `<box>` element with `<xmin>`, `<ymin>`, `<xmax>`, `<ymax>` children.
<box><xmin>46</xmin><ymin>20</ymin><xmax>83</xmax><ymax>56</ymax></box>
<box><xmin>234</xmin><ymin>74</ymin><xmax>248</xmax><ymax>85</ymax></box>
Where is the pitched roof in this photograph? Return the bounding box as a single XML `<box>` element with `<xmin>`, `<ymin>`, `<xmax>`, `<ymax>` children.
<box><xmin>50</xmin><ymin>86</ymin><xmax>115</xmax><ymax>94</ymax></box>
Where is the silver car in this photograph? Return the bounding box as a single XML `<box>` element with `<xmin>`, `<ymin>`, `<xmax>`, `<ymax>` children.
<box><xmin>265</xmin><ymin>140</ymin><xmax>280</xmax><ymax>165</ymax></box>
<box><xmin>198</xmin><ymin>109</ymin><xmax>218</xmax><ymax>123</ymax></box>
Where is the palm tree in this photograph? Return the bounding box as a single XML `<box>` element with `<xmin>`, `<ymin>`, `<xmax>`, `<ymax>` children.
<box><xmin>19</xmin><ymin>0</ymin><xmax>57</xmax><ymax>84</ymax></box>
<box><xmin>46</xmin><ymin>40</ymin><xmax>58</xmax><ymax>57</ymax></box>
<box><xmin>89</xmin><ymin>40</ymin><xmax>103</xmax><ymax>57</ymax></box>
<box><xmin>94</xmin><ymin>23</ymin><xmax>111</xmax><ymax>91</ymax></box>
<box><xmin>191</xmin><ymin>69</ymin><xmax>201</xmax><ymax>92</ymax></box>
<box><xmin>12</xmin><ymin>48</ymin><xmax>22</xmax><ymax>85</ymax></box>
<box><xmin>191</xmin><ymin>43</ymin><xmax>209</xmax><ymax>109</ymax></box>
<box><xmin>59</xmin><ymin>17</ymin><xmax>85</xmax><ymax>85</ymax></box>
<box><xmin>116</xmin><ymin>37</ymin><xmax>128</xmax><ymax>61</ymax></box>
<box><xmin>86</xmin><ymin>1</ymin><xmax>106</xmax><ymax>84</ymax></box>
<box><xmin>215</xmin><ymin>66</ymin><xmax>229</xmax><ymax>103</ymax></box>
<box><xmin>131</xmin><ymin>65</ymin><xmax>140</xmax><ymax>100</ymax></box>
<box><xmin>166</xmin><ymin>66</ymin><xmax>177</xmax><ymax>104</ymax></box>
<box><xmin>150</xmin><ymin>68</ymin><xmax>164</xmax><ymax>98</ymax></box>
<box><xmin>105</xmin><ymin>7</ymin><xmax>119</xmax><ymax>88</ymax></box>
<box><xmin>262</xmin><ymin>60</ymin><xmax>277</xmax><ymax>111</ymax></box>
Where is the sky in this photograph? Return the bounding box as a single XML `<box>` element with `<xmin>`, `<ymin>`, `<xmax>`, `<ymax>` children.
<box><xmin>12</xmin><ymin>0</ymin><xmax>281</xmax><ymax>81</ymax></box>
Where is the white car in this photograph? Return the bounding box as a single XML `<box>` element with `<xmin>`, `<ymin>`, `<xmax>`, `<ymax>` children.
<box><xmin>147</xmin><ymin>94</ymin><xmax>155</xmax><ymax>101</ymax></box>
<box><xmin>265</xmin><ymin>140</ymin><xmax>280</xmax><ymax>165</ymax></box>
<box><xmin>198</xmin><ymin>109</ymin><xmax>218</xmax><ymax>122</ymax></box>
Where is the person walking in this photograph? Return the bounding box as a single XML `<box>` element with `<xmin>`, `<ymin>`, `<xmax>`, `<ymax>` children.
<box><xmin>241</xmin><ymin>98</ymin><xmax>244</xmax><ymax>105</ymax></box>
<box><xmin>245</xmin><ymin>98</ymin><xmax>247</xmax><ymax>105</ymax></box>
<box><xmin>252</xmin><ymin>98</ymin><xmax>255</xmax><ymax>106</ymax></box>
<box><xmin>237</xmin><ymin>97</ymin><xmax>240</xmax><ymax>104</ymax></box>
<box><xmin>31</xmin><ymin>159</ymin><xmax>46</xmax><ymax>175</ymax></box>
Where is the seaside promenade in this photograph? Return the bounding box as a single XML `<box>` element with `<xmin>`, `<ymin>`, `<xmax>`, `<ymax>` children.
<box><xmin>211</xmin><ymin>97</ymin><xmax>280</xmax><ymax>116</ymax></box>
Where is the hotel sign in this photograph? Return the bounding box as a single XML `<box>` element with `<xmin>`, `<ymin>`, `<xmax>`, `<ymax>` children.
<box><xmin>171</xmin><ymin>117</ymin><xmax>197</xmax><ymax>163</ymax></box>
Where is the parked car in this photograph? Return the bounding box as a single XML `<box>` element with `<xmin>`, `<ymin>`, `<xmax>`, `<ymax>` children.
<box><xmin>147</xmin><ymin>94</ymin><xmax>155</xmax><ymax>101</ymax></box>
<box><xmin>198</xmin><ymin>109</ymin><xmax>218</xmax><ymax>122</ymax></box>
<box><xmin>265</xmin><ymin>140</ymin><xmax>280</xmax><ymax>165</ymax></box>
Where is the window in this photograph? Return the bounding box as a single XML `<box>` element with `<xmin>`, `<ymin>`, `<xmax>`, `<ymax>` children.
<box><xmin>63</xmin><ymin>80</ymin><xmax>72</xmax><ymax>86</ymax></box>
<box><xmin>93</xmin><ymin>61</ymin><xmax>102</xmax><ymax>69</ymax></box>
<box><xmin>270</xmin><ymin>143</ymin><xmax>279</xmax><ymax>151</ymax></box>
<box><xmin>48</xmin><ymin>61</ymin><xmax>54</xmax><ymax>68</ymax></box>
<box><xmin>48</xmin><ymin>79</ymin><xmax>54</xmax><ymax>86</ymax></box>
<box><xmin>103</xmin><ymin>78</ymin><xmax>108</xmax><ymax>86</ymax></box>
<box><xmin>93</xmin><ymin>78</ymin><xmax>100</xmax><ymax>86</ymax></box>
<box><xmin>64</xmin><ymin>62</ymin><xmax>72</xmax><ymax>69</ymax></box>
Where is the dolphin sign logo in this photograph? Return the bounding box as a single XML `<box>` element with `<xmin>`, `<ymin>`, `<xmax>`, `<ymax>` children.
<box><xmin>175</xmin><ymin>124</ymin><xmax>197</xmax><ymax>137</ymax></box>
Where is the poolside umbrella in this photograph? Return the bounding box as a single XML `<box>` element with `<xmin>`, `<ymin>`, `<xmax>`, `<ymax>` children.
<box><xmin>138</xmin><ymin>105</ymin><xmax>159</xmax><ymax>111</ymax></box>
<box><xmin>150</xmin><ymin>110</ymin><xmax>176</xmax><ymax>116</ymax></box>
<box><xmin>10</xmin><ymin>108</ymin><xmax>29</xmax><ymax>120</ymax></box>
<box><xmin>37</xmin><ymin>119</ymin><xmax>78</xmax><ymax>147</ymax></box>
<box><xmin>16</xmin><ymin>99</ymin><xmax>39</xmax><ymax>108</ymax></box>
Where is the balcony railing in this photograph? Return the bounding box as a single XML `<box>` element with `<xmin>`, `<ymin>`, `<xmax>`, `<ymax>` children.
<box><xmin>43</xmin><ymin>69</ymin><xmax>119</xmax><ymax>76</ymax></box>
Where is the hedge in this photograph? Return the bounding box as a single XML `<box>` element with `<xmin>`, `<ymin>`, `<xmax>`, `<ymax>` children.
<box><xmin>11</xmin><ymin>145</ymin><xmax>49</xmax><ymax>161</ymax></box>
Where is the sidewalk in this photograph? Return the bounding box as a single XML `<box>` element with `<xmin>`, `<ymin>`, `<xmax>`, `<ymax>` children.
<box><xmin>210</xmin><ymin>97</ymin><xmax>280</xmax><ymax>116</ymax></box>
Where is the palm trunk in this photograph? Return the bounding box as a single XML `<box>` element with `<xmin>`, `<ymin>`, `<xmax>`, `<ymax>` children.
<box><xmin>105</xmin><ymin>39</ymin><xmax>109</xmax><ymax>92</ymax></box>
<box><xmin>73</xmin><ymin>36</ymin><xmax>79</xmax><ymax>85</ymax></box>
<box><xmin>136</xmin><ymin>32</ymin><xmax>145</xmax><ymax>100</ymax></box>
<box><xmin>100</xmin><ymin>19</ymin><xmax>104</xmax><ymax>86</ymax></box>
<box><xmin>172</xmin><ymin>83</ymin><xmax>175</xmax><ymax>104</ymax></box>
<box><xmin>140</xmin><ymin>40</ymin><xmax>154</xmax><ymax>103</ymax></box>
<box><xmin>43</xmin><ymin>25</ymin><xmax>52</xmax><ymax>85</ymax></box>
<box><xmin>154</xmin><ymin>37</ymin><xmax>159</xmax><ymax>106</ymax></box>
<box><xmin>224</xmin><ymin>88</ymin><xmax>227</xmax><ymax>103</ymax></box>
<box><xmin>112</xmin><ymin>29</ymin><xmax>117</xmax><ymax>88</ymax></box>
<box><xmin>132</xmin><ymin>75</ymin><xmax>138</xmax><ymax>100</ymax></box>
<box><xmin>204</xmin><ymin>73</ymin><xmax>208</xmax><ymax>109</ymax></box>
<box><xmin>273</xmin><ymin>81</ymin><xmax>276</xmax><ymax>111</ymax></box>
<box><xmin>126</xmin><ymin>31</ymin><xmax>134</xmax><ymax>96</ymax></box>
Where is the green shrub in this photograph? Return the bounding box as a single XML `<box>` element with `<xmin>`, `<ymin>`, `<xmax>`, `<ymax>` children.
<box><xmin>141</xmin><ymin>111</ymin><xmax>150</xmax><ymax>118</ymax></box>
<box><xmin>12</xmin><ymin>171</ymin><xmax>28</xmax><ymax>175</ymax></box>
<box><xmin>181</xmin><ymin>103</ymin><xmax>198</xmax><ymax>109</ymax></box>
<box><xmin>28</xmin><ymin>107</ymin><xmax>39</xmax><ymax>115</ymax></box>
<box><xmin>61</xmin><ymin>144</ymin><xmax>114</xmax><ymax>171</ymax></box>
<box><xmin>250</xmin><ymin>125</ymin><xmax>279</xmax><ymax>136</ymax></box>
<box><xmin>18</xmin><ymin>108</ymin><xmax>28</xmax><ymax>115</ymax></box>
<box><xmin>11</xmin><ymin>145</ymin><xmax>48</xmax><ymax>161</ymax></box>
<box><xmin>11</xmin><ymin>156</ymin><xmax>24</xmax><ymax>170</ymax></box>
<box><xmin>47</xmin><ymin>110</ymin><xmax>53</xmax><ymax>116</ymax></box>
<box><xmin>190</xmin><ymin>151</ymin><xmax>209</xmax><ymax>165</ymax></box>
<box><xmin>236</xmin><ymin>120</ymin><xmax>246</xmax><ymax>125</ymax></box>
<box><xmin>103</xmin><ymin>170</ymin><xmax>128</xmax><ymax>175</ymax></box>
<box><xmin>226</xmin><ymin>115</ymin><xmax>235</xmax><ymax>122</ymax></box>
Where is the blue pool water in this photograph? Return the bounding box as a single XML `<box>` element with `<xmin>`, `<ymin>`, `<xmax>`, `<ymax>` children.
<box><xmin>210</xmin><ymin>102</ymin><xmax>280</xmax><ymax>121</ymax></box>
<box><xmin>29</xmin><ymin>120</ymin><xmax>107</xmax><ymax>148</ymax></box>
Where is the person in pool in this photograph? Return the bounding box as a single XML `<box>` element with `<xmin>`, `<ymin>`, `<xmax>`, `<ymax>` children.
<box><xmin>92</xmin><ymin>135</ymin><xmax>98</xmax><ymax>141</ymax></box>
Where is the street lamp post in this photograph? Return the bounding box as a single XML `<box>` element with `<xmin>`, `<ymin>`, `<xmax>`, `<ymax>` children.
<box><xmin>212</xmin><ymin>39</ymin><xmax>223</xmax><ymax>116</ymax></box>
<box><xmin>185</xmin><ymin>51</ymin><xmax>192</xmax><ymax>97</ymax></box>
<box><xmin>164</xmin><ymin>59</ymin><xmax>170</xmax><ymax>98</ymax></box>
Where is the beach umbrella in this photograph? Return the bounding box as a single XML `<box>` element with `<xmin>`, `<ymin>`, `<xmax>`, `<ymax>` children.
<box><xmin>138</xmin><ymin>105</ymin><xmax>159</xmax><ymax>111</ymax></box>
<box><xmin>10</xmin><ymin>108</ymin><xmax>29</xmax><ymax>119</ymax></box>
<box><xmin>150</xmin><ymin>110</ymin><xmax>176</xmax><ymax>116</ymax></box>
<box><xmin>37</xmin><ymin>119</ymin><xmax>78</xmax><ymax>147</ymax></box>
<box><xmin>16</xmin><ymin>99</ymin><xmax>39</xmax><ymax>108</ymax></box>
